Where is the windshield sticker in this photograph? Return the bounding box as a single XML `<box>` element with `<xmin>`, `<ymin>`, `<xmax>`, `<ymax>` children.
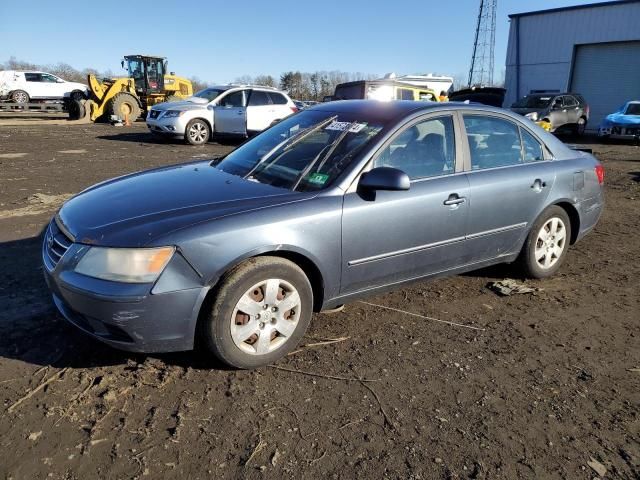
<box><xmin>325</xmin><ymin>121</ymin><xmax>367</xmax><ymax>133</ymax></box>
<box><xmin>306</xmin><ymin>172</ymin><xmax>330</xmax><ymax>185</ymax></box>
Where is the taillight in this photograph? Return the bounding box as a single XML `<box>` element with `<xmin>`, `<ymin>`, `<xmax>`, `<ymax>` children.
<box><xmin>595</xmin><ymin>164</ymin><xmax>604</xmax><ymax>184</ymax></box>
<box><xmin>585</xmin><ymin>104</ymin><xmax>590</xmax><ymax>117</ymax></box>
<box><xmin>290</xmin><ymin>106</ymin><xmax>298</xmax><ymax>113</ymax></box>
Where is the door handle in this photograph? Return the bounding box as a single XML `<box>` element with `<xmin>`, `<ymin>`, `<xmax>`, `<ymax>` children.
<box><xmin>443</xmin><ymin>194</ymin><xmax>466</xmax><ymax>206</ymax></box>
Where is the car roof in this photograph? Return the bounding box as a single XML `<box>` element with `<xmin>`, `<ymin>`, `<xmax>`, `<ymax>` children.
<box><xmin>310</xmin><ymin>99</ymin><xmax>517</xmax><ymax>122</ymax></box>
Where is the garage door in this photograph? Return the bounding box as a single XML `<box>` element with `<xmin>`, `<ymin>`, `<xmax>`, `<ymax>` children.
<box><xmin>570</xmin><ymin>41</ymin><xmax>640</xmax><ymax>130</ymax></box>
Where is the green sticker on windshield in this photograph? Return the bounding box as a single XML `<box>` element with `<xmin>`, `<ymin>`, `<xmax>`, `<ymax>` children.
<box><xmin>306</xmin><ymin>173</ymin><xmax>329</xmax><ymax>185</ymax></box>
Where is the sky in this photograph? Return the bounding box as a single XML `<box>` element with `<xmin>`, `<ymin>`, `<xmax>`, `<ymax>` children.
<box><xmin>0</xmin><ymin>0</ymin><xmax>595</xmax><ymax>84</ymax></box>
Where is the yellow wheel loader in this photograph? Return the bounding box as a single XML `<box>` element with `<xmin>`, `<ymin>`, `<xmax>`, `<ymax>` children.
<box><xmin>68</xmin><ymin>55</ymin><xmax>193</xmax><ymax>122</ymax></box>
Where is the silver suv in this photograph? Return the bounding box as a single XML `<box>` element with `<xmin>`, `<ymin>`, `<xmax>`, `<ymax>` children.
<box><xmin>147</xmin><ymin>85</ymin><xmax>298</xmax><ymax>145</ymax></box>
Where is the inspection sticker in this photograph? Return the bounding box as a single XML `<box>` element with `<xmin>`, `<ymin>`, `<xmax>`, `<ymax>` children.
<box><xmin>325</xmin><ymin>121</ymin><xmax>367</xmax><ymax>133</ymax></box>
<box><xmin>306</xmin><ymin>172</ymin><xmax>330</xmax><ymax>185</ymax></box>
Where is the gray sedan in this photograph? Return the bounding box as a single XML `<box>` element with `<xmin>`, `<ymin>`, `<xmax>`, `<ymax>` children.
<box><xmin>43</xmin><ymin>100</ymin><xmax>604</xmax><ymax>368</ymax></box>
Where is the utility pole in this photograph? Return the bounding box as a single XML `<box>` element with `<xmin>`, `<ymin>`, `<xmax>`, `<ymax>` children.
<box><xmin>468</xmin><ymin>0</ymin><xmax>497</xmax><ymax>87</ymax></box>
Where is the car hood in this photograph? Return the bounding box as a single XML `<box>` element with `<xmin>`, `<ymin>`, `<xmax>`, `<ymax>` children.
<box><xmin>152</xmin><ymin>98</ymin><xmax>209</xmax><ymax>111</ymax></box>
<box><xmin>57</xmin><ymin>161</ymin><xmax>305</xmax><ymax>247</ymax></box>
<box><xmin>604</xmin><ymin>112</ymin><xmax>640</xmax><ymax>126</ymax></box>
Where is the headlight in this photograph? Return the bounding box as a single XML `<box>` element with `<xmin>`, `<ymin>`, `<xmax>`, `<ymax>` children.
<box><xmin>162</xmin><ymin>110</ymin><xmax>184</xmax><ymax>118</ymax></box>
<box><xmin>525</xmin><ymin>112</ymin><xmax>539</xmax><ymax>121</ymax></box>
<box><xmin>75</xmin><ymin>247</ymin><xmax>175</xmax><ymax>283</ymax></box>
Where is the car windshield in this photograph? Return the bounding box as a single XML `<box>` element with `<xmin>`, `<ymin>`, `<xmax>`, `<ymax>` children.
<box><xmin>215</xmin><ymin>110</ymin><xmax>384</xmax><ymax>191</ymax></box>
<box><xmin>193</xmin><ymin>88</ymin><xmax>224</xmax><ymax>102</ymax></box>
<box><xmin>512</xmin><ymin>95</ymin><xmax>553</xmax><ymax>109</ymax></box>
<box><xmin>625</xmin><ymin>103</ymin><xmax>640</xmax><ymax>115</ymax></box>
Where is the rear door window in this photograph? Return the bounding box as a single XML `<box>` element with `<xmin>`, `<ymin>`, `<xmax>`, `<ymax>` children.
<box><xmin>24</xmin><ymin>73</ymin><xmax>42</xmax><ymax>82</ymax></box>
<box><xmin>464</xmin><ymin>116</ymin><xmax>522</xmax><ymax>169</ymax></box>
<box><xmin>248</xmin><ymin>90</ymin><xmax>271</xmax><ymax>106</ymax></box>
<box><xmin>520</xmin><ymin>128</ymin><xmax>544</xmax><ymax>162</ymax></box>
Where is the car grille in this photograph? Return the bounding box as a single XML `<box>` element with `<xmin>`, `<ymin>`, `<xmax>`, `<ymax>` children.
<box><xmin>149</xmin><ymin>110</ymin><xmax>160</xmax><ymax>119</ymax></box>
<box><xmin>43</xmin><ymin>220</ymin><xmax>73</xmax><ymax>270</ymax></box>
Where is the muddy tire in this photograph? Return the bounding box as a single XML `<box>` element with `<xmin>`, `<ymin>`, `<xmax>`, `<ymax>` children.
<box><xmin>184</xmin><ymin>119</ymin><xmax>210</xmax><ymax>145</ymax></box>
<box><xmin>519</xmin><ymin>206</ymin><xmax>571</xmax><ymax>279</ymax></box>
<box><xmin>107</xmin><ymin>93</ymin><xmax>141</xmax><ymax>122</ymax></box>
<box><xmin>11</xmin><ymin>90</ymin><xmax>29</xmax><ymax>103</ymax></box>
<box><xmin>202</xmin><ymin>257</ymin><xmax>313</xmax><ymax>369</ymax></box>
<box><xmin>67</xmin><ymin>99</ymin><xmax>86</xmax><ymax>120</ymax></box>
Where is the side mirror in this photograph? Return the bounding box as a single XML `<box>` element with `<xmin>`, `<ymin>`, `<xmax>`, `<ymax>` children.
<box><xmin>359</xmin><ymin>167</ymin><xmax>410</xmax><ymax>191</ymax></box>
<box><xmin>121</xmin><ymin>60</ymin><xmax>125</xmax><ymax>69</ymax></box>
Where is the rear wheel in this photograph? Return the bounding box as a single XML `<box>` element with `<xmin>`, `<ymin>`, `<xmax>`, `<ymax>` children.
<box><xmin>70</xmin><ymin>90</ymin><xmax>85</xmax><ymax>101</ymax></box>
<box><xmin>11</xmin><ymin>90</ymin><xmax>29</xmax><ymax>103</ymax></box>
<box><xmin>519</xmin><ymin>206</ymin><xmax>571</xmax><ymax>279</ymax></box>
<box><xmin>184</xmin><ymin>119</ymin><xmax>210</xmax><ymax>145</ymax></box>
<box><xmin>202</xmin><ymin>257</ymin><xmax>313</xmax><ymax>369</ymax></box>
<box><xmin>107</xmin><ymin>93</ymin><xmax>141</xmax><ymax>122</ymax></box>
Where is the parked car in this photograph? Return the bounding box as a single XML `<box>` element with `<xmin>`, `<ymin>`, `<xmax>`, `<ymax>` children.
<box><xmin>0</xmin><ymin>70</ymin><xmax>88</xmax><ymax>103</ymax></box>
<box><xmin>449</xmin><ymin>86</ymin><xmax>506</xmax><ymax>107</ymax></box>
<box><xmin>510</xmin><ymin>93</ymin><xmax>589</xmax><ymax>135</ymax></box>
<box><xmin>293</xmin><ymin>100</ymin><xmax>306</xmax><ymax>110</ymax></box>
<box><xmin>44</xmin><ymin>100</ymin><xmax>604</xmax><ymax>368</ymax></box>
<box><xmin>598</xmin><ymin>101</ymin><xmax>640</xmax><ymax>140</ymax></box>
<box><xmin>146</xmin><ymin>85</ymin><xmax>298</xmax><ymax>145</ymax></box>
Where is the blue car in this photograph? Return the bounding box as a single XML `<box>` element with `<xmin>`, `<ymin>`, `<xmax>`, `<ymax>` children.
<box><xmin>598</xmin><ymin>101</ymin><xmax>640</xmax><ymax>140</ymax></box>
<box><xmin>43</xmin><ymin>100</ymin><xmax>604</xmax><ymax>368</ymax></box>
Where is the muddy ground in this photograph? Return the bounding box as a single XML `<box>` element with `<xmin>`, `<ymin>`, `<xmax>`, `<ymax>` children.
<box><xmin>0</xmin><ymin>121</ymin><xmax>638</xmax><ymax>480</ymax></box>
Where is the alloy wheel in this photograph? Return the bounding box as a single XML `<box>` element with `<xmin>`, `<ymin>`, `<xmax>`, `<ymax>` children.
<box><xmin>188</xmin><ymin>123</ymin><xmax>208</xmax><ymax>144</ymax></box>
<box><xmin>534</xmin><ymin>217</ymin><xmax>567</xmax><ymax>269</ymax></box>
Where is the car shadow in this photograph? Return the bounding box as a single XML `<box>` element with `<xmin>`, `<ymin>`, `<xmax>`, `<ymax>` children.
<box><xmin>630</xmin><ymin>172</ymin><xmax>640</xmax><ymax>182</ymax></box>
<box><xmin>0</xmin><ymin>234</ymin><xmax>231</xmax><ymax>371</ymax></box>
<box><xmin>96</xmin><ymin>132</ymin><xmax>244</xmax><ymax>147</ymax></box>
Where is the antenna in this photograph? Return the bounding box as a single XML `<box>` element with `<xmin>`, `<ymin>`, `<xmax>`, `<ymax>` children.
<box><xmin>468</xmin><ymin>0</ymin><xmax>497</xmax><ymax>87</ymax></box>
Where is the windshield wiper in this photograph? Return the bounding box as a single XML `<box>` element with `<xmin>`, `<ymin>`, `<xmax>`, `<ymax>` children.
<box><xmin>243</xmin><ymin>115</ymin><xmax>338</xmax><ymax>180</ymax></box>
<box><xmin>291</xmin><ymin>121</ymin><xmax>358</xmax><ymax>191</ymax></box>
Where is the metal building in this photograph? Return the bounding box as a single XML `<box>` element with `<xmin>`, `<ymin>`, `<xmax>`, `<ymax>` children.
<box><xmin>504</xmin><ymin>0</ymin><xmax>640</xmax><ymax>129</ymax></box>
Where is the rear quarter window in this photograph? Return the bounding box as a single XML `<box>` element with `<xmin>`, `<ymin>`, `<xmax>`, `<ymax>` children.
<box><xmin>268</xmin><ymin>92</ymin><xmax>288</xmax><ymax>105</ymax></box>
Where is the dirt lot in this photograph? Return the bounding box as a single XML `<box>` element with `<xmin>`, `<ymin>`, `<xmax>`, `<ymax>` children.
<box><xmin>0</xmin><ymin>121</ymin><xmax>638</xmax><ymax>479</ymax></box>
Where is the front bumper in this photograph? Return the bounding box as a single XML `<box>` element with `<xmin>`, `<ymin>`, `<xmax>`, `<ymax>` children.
<box><xmin>598</xmin><ymin>125</ymin><xmax>640</xmax><ymax>139</ymax></box>
<box><xmin>42</xmin><ymin>222</ymin><xmax>208</xmax><ymax>353</ymax></box>
<box><xmin>146</xmin><ymin>113</ymin><xmax>190</xmax><ymax>136</ymax></box>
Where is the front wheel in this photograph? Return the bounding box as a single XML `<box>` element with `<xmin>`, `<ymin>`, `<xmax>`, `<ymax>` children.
<box><xmin>202</xmin><ymin>257</ymin><xmax>313</xmax><ymax>369</ymax></box>
<box><xmin>184</xmin><ymin>119</ymin><xmax>210</xmax><ymax>145</ymax></box>
<box><xmin>519</xmin><ymin>206</ymin><xmax>571</xmax><ymax>279</ymax></box>
<box><xmin>575</xmin><ymin>117</ymin><xmax>587</xmax><ymax>136</ymax></box>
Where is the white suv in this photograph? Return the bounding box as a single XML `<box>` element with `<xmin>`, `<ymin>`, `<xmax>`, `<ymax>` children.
<box><xmin>146</xmin><ymin>85</ymin><xmax>298</xmax><ymax>145</ymax></box>
<box><xmin>0</xmin><ymin>70</ymin><xmax>88</xmax><ymax>103</ymax></box>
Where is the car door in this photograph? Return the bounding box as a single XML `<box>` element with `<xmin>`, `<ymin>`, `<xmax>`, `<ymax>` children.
<box><xmin>548</xmin><ymin>96</ymin><xmax>569</xmax><ymax>129</ymax></box>
<box><xmin>340</xmin><ymin>114</ymin><xmax>469</xmax><ymax>294</ymax></box>
<box><xmin>462</xmin><ymin>113</ymin><xmax>555</xmax><ymax>262</ymax></box>
<box><xmin>24</xmin><ymin>72</ymin><xmax>45</xmax><ymax>98</ymax></box>
<box><xmin>214</xmin><ymin>90</ymin><xmax>247</xmax><ymax>135</ymax></box>
<box><xmin>563</xmin><ymin>95</ymin><xmax>580</xmax><ymax>124</ymax></box>
<box><xmin>246</xmin><ymin>90</ymin><xmax>273</xmax><ymax>132</ymax></box>
<box><xmin>41</xmin><ymin>73</ymin><xmax>64</xmax><ymax>98</ymax></box>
